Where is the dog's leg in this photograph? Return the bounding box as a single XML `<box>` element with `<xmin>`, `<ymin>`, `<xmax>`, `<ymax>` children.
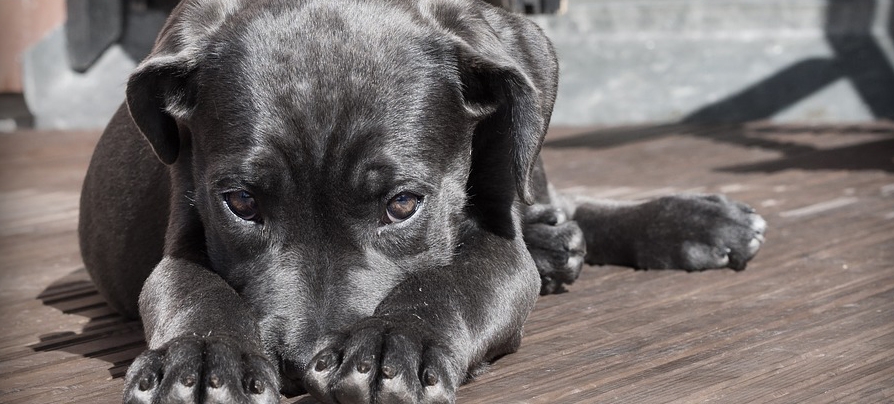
<box><xmin>567</xmin><ymin>193</ymin><xmax>767</xmax><ymax>272</ymax></box>
<box><xmin>303</xmin><ymin>233</ymin><xmax>539</xmax><ymax>404</ymax></box>
<box><xmin>123</xmin><ymin>257</ymin><xmax>280</xmax><ymax>404</ymax></box>
<box><xmin>81</xmin><ymin>109</ymin><xmax>281</xmax><ymax>403</ymax></box>
<box><xmin>523</xmin><ymin>166</ymin><xmax>767</xmax><ymax>293</ymax></box>
<box><xmin>79</xmin><ymin>105</ymin><xmax>170</xmax><ymax>318</ymax></box>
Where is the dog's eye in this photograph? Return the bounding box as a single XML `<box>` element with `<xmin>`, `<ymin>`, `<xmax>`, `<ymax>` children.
<box><xmin>224</xmin><ymin>190</ymin><xmax>260</xmax><ymax>222</ymax></box>
<box><xmin>384</xmin><ymin>192</ymin><xmax>422</xmax><ymax>224</ymax></box>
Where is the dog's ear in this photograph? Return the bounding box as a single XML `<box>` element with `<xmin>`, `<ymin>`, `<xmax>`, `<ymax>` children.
<box><xmin>449</xmin><ymin>5</ymin><xmax>559</xmax><ymax>205</ymax></box>
<box><xmin>126</xmin><ymin>54</ymin><xmax>196</xmax><ymax>165</ymax></box>
<box><xmin>125</xmin><ymin>0</ymin><xmax>245</xmax><ymax>165</ymax></box>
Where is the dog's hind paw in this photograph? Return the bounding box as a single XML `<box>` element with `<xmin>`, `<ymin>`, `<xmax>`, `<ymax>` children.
<box><xmin>304</xmin><ymin>318</ymin><xmax>457</xmax><ymax>404</ymax></box>
<box><xmin>628</xmin><ymin>194</ymin><xmax>767</xmax><ymax>271</ymax></box>
<box><xmin>124</xmin><ymin>335</ymin><xmax>279</xmax><ymax>404</ymax></box>
<box><xmin>523</xmin><ymin>204</ymin><xmax>586</xmax><ymax>295</ymax></box>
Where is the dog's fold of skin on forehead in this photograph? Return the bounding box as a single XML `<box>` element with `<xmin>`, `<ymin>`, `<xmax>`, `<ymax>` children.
<box><xmin>78</xmin><ymin>0</ymin><xmax>767</xmax><ymax>403</ymax></box>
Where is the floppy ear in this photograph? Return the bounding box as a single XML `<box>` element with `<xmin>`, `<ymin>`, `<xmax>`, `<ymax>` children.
<box><xmin>125</xmin><ymin>0</ymin><xmax>244</xmax><ymax>164</ymax></box>
<box><xmin>452</xmin><ymin>6</ymin><xmax>558</xmax><ymax>205</ymax></box>
<box><xmin>126</xmin><ymin>54</ymin><xmax>196</xmax><ymax>165</ymax></box>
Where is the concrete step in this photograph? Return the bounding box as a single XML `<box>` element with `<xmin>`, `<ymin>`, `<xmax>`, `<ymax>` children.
<box><xmin>531</xmin><ymin>0</ymin><xmax>894</xmax><ymax>125</ymax></box>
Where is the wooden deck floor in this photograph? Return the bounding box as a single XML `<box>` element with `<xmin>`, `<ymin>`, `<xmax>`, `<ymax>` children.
<box><xmin>1</xmin><ymin>123</ymin><xmax>892</xmax><ymax>403</ymax></box>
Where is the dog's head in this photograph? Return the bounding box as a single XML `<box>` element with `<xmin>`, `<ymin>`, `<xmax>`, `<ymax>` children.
<box><xmin>126</xmin><ymin>0</ymin><xmax>556</xmax><ymax>383</ymax></box>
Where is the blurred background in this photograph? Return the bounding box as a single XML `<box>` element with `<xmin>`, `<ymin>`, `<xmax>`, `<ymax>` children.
<box><xmin>0</xmin><ymin>0</ymin><xmax>892</xmax><ymax>132</ymax></box>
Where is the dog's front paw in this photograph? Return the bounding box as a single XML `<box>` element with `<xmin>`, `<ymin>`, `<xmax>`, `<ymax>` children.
<box><xmin>635</xmin><ymin>194</ymin><xmax>767</xmax><ymax>271</ymax></box>
<box><xmin>304</xmin><ymin>318</ymin><xmax>457</xmax><ymax>404</ymax></box>
<box><xmin>523</xmin><ymin>204</ymin><xmax>586</xmax><ymax>295</ymax></box>
<box><xmin>124</xmin><ymin>335</ymin><xmax>279</xmax><ymax>404</ymax></box>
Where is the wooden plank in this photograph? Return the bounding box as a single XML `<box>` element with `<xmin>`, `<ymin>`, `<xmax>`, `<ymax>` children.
<box><xmin>1</xmin><ymin>124</ymin><xmax>892</xmax><ymax>403</ymax></box>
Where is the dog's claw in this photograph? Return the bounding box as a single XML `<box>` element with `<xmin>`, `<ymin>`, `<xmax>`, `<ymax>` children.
<box><xmin>381</xmin><ymin>365</ymin><xmax>396</xmax><ymax>379</ymax></box>
<box><xmin>423</xmin><ymin>369</ymin><xmax>439</xmax><ymax>386</ymax></box>
<box><xmin>247</xmin><ymin>378</ymin><xmax>265</xmax><ymax>395</ymax></box>
<box><xmin>138</xmin><ymin>376</ymin><xmax>154</xmax><ymax>391</ymax></box>
<box><xmin>315</xmin><ymin>356</ymin><xmax>330</xmax><ymax>372</ymax></box>
<box><xmin>357</xmin><ymin>360</ymin><xmax>372</xmax><ymax>374</ymax></box>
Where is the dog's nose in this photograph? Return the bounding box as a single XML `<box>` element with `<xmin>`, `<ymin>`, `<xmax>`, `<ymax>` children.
<box><xmin>280</xmin><ymin>358</ymin><xmax>307</xmax><ymax>396</ymax></box>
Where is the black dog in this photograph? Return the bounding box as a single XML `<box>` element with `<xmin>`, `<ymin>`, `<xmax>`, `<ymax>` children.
<box><xmin>78</xmin><ymin>0</ymin><xmax>766</xmax><ymax>402</ymax></box>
